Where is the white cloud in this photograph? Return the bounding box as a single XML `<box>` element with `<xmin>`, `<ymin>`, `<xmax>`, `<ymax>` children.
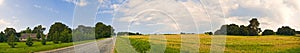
<box><xmin>219</xmin><ymin>0</ymin><xmax>300</xmax><ymax>31</ymax></box>
<box><xmin>33</xmin><ymin>5</ymin><xmax>42</xmax><ymax>8</ymax></box>
<box><xmin>113</xmin><ymin>0</ymin><xmax>200</xmax><ymax>33</ymax></box>
<box><xmin>112</xmin><ymin>0</ymin><xmax>300</xmax><ymax>33</ymax></box>
<box><xmin>65</xmin><ymin>0</ymin><xmax>88</xmax><ymax>6</ymax></box>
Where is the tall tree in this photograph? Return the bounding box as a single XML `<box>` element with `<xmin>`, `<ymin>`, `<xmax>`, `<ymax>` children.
<box><xmin>4</xmin><ymin>28</ymin><xmax>18</xmax><ymax>41</ymax></box>
<box><xmin>4</xmin><ymin>28</ymin><xmax>17</xmax><ymax>37</ymax></box>
<box><xmin>5</xmin><ymin>28</ymin><xmax>19</xmax><ymax>48</ymax></box>
<box><xmin>33</xmin><ymin>25</ymin><xmax>46</xmax><ymax>39</ymax></box>
<box><xmin>247</xmin><ymin>18</ymin><xmax>261</xmax><ymax>36</ymax></box>
<box><xmin>48</xmin><ymin>22</ymin><xmax>71</xmax><ymax>41</ymax></box>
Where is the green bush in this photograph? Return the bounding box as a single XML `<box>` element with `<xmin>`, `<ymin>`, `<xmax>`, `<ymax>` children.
<box><xmin>7</xmin><ymin>34</ymin><xmax>17</xmax><ymax>48</ymax></box>
<box><xmin>41</xmin><ymin>35</ymin><xmax>46</xmax><ymax>45</ymax></box>
<box><xmin>26</xmin><ymin>36</ymin><xmax>33</xmax><ymax>47</ymax></box>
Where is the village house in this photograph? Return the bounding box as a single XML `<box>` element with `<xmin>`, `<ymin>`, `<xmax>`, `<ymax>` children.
<box><xmin>20</xmin><ymin>33</ymin><xmax>37</xmax><ymax>41</ymax></box>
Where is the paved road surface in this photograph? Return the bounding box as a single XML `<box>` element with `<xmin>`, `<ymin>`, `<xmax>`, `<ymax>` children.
<box><xmin>37</xmin><ymin>38</ymin><xmax>114</xmax><ymax>53</ymax></box>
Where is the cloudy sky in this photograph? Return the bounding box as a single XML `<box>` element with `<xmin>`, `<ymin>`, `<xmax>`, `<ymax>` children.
<box><xmin>0</xmin><ymin>0</ymin><xmax>299</xmax><ymax>34</ymax></box>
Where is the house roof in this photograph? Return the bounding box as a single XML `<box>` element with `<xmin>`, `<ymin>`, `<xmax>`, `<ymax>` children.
<box><xmin>20</xmin><ymin>33</ymin><xmax>37</xmax><ymax>39</ymax></box>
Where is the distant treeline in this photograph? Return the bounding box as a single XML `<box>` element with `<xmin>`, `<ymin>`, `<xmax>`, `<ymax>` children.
<box><xmin>297</xmin><ymin>31</ymin><xmax>300</xmax><ymax>34</ymax></box>
<box><xmin>117</xmin><ymin>32</ymin><xmax>142</xmax><ymax>35</ymax></box>
<box><xmin>211</xmin><ymin>18</ymin><xmax>298</xmax><ymax>36</ymax></box>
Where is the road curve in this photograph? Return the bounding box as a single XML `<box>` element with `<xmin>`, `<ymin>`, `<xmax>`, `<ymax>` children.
<box><xmin>37</xmin><ymin>38</ymin><xmax>114</xmax><ymax>53</ymax></box>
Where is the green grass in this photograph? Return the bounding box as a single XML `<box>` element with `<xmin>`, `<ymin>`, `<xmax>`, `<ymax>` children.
<box><xmin>0</xmin><ymin>38</ymin><xmax>104</xmax><ymax>53</ymax></box>
<box><xmin>116</xmin><ymin>34</ymin><xmax>300</xmax><ymax>53</ymax></box>
<box><xmin>0</xmin><ymin>41</ymin><xmax>73</xmax><ymax>53</ymax></box>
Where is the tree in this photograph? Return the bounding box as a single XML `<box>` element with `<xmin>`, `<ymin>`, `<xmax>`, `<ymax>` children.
<box><xmin>26</xmin><ymin>36</ymin><xmax>33</xmax><ymax>47</ymax></box>
<box><xmin>262</xmin><ymin>29</ymin><xmax>275</xmax><ymax>35</ymax></box>
<box><xmin>276</xmin><ymin>26</ymin><xmax>296</xmax><ymax>35</ymax></box>
<box><xmin>240</xmin><ymin>25</ymin><xmax>250</xmax><ymax>36</ymax></box>
<box><xmin>4</xmin><ymin>28</ymin><xmax>18</xmax><ymax>42</ymax></box>
<box><xmin>227</xmin><ymin>24</ymin><xmax>240</xmax><ymax>35</ymax></box>
<box><xmin>0</xmin><ymin>32</ymin><xmax>6</xmax><ymax>42</ymax></box>
<box><xmin>48</xmin><ymin>22</ymin><xmax>71</xmax><ymax>41</ymax></box>
<box><xmin>73</xmin><ymin>25</ymin><xmax>95</xmax><ymax>41</ymax></box>
<box><xmin>33</xmin><ymin>25</ymin><xmax>46</xmax><ymax>39</ymax></box>
<box><xmin>95</xmin><ymin>22</ymin><xmax>114</xmax><ymax>38</ymax></box>
<box><xmin>8</xmin><ymin>34</ymin><xmax>17</xmax><ymax>48</ymax></box>
<box><xmin>247</xmin><ymin>18</ymin><xmax>261</xmax><ymax>36</ymax></box>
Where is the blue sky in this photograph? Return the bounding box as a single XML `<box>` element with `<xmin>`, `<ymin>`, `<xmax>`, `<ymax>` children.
<box><xmin>0</xmin><ymin>0</ymin><xmax>299</xmax><ymax>34</ymax></box>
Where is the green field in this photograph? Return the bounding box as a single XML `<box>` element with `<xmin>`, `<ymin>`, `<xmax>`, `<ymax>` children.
<box><xmin>0</xmin><ymin>39</ymin><xmax>102</xmax><ymax>53</ymax></box>
<box><xmin>116</xmin><ymin>34</ymin><xmax>300</xmax><ymax>53</ymax></box>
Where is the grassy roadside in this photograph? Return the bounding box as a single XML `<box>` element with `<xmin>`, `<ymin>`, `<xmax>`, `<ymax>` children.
<box><xmin>0</xmin><ymin>38</ymin><xmax>105</xmax><ymax>53</ymax></box>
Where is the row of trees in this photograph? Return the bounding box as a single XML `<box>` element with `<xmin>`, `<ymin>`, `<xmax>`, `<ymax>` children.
<box><xmin>117</xmin><ymin>32</ymin><xmax>142</xmax><ymax>35</ymax></box>
<box><xmin>215</xmin><ymin>18</ymin><xmax>262</xmax><ymax>36</ymax></box>
<box><xmin>73</xmin><ymin>23</ymin><xmax>114</xmax><ymax>41</ymax></box>
<box><xmin>297</xmin><ymin>31</ymin><xmax>300</xmax><ymax>34</ymax></box>
<box><xmin>47</xmin><ymin>22</ymin><xmax>114</xmax><ymax>44</ymax></box>
<box><xmin>261</xmin><ymin>26</ymin><xmax>297</xmax><ymax>36</ymax></box>
<box><xmin>0</xmin><ymin>22</ymin><xmax>114</xmax><ymax>48</ymax></box>
<box><xmin>214</xmin><ymin>18</ymin><xmax>298</xmax><ymax>36</ymax></box>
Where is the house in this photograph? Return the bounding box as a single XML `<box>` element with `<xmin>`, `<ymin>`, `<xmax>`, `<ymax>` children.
<box><xmin>20</xmin><ymin>33</ymin><xmax>37</xmax><ymax>41</ymax></box>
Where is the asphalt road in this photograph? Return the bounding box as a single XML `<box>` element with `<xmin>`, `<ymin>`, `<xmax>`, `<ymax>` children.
<box><xmin>37</xmin><ymin>38</ymin><xmax>115</xmax><ymax>53</ymax></box>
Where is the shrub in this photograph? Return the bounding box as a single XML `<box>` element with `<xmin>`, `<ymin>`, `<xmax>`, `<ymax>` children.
<box><xmin>7</xmin><ymin>34</ymin><xmax>17</xmax><ymax>48</ymax></box>
<box><xmin>26</xmin><ymin>36</ymin><xmax>34</xmax><ymax>47</ymax></box>
<box><xmin>41</xmin><ymin>35</ymin><xmax>46</xmax><ymax>45</ymax></box>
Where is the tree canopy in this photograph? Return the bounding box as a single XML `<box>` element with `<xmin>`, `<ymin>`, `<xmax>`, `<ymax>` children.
<box><xmin>262</xmin><ymin>29</ymin><xmax>275</xmax><ymax>35</ymax></box>
<box><xmin>276</xmin><ymin>26</ymin><xmax>296</xmax><ymax>35</ymax></box>
<box><xmin>95</xmin><ymin>22</ymin><xmax>114</xmax><ymax>38</ymax></box>
<box><xmin>48</xmin><ymin>22</ymin><xmax>72</xmax><ymax>43</ymax></box>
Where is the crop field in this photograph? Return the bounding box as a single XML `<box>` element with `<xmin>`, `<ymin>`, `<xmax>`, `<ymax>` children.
<box><xmin>115</xmin><ymin>34</ymin><xmax>300</xmax><ymax>53</ymax></box>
